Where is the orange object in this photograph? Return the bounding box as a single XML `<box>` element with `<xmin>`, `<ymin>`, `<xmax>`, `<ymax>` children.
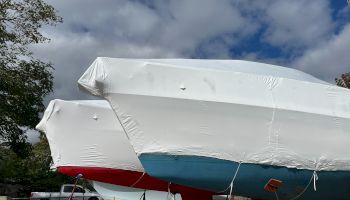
<box><xmin>264</xmin><ymin>179</ymin><xmax>283</xmax><ymax>192</ymax></box>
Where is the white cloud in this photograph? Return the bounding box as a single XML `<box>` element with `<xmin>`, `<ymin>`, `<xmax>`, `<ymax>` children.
<box><xmin>30</xmin><ymin>0</ymin><xmax>347</xmax><ymax>102</ymax></box>
<box><xmin>32</xmin><ymin>0</ymin><xmax>257</xmax><ymax>100</ymax></box>
<box><xmin>154</xmin><ymin>0</ymin><xmax>257</xmax><ymax>54</ymax></box>
<box><xmin>294</xmin><ymin>23</ymin><xmax>350</xmax><ymax>82</ymax></box>
<box><xmin>263</xmin><ymin>0</ymin><xmax>333</xmax><ymax>49</ymax></box>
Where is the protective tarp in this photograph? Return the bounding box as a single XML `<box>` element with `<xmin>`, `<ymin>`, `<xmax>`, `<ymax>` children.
<box><xmin>78</xmin><ymin>57</ymin><xmax>350</xmax><ymax>171</ymax></box>
<box><xmin>36</xmin><ymin>99</ymin><xmax>143</xmax><ymax>172</ymax></box>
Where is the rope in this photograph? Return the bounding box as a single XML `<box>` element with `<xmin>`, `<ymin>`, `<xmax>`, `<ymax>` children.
<box><xmin>67</xmin><ymin>174</ymin><xmax>83</xmax><ymax>200</ymax></box>
<box><xmin>313</xmin><ymin>171</ymin><xmax>318</xmax><ymax>191</ymax></box>
<box><xmin>218</xmin><ymin>161</ymin><xmax>318</xmax><ymax>200</ymax></box>
<box><xmin>167</xmin><ymin>182</ymin><xmax>175</xmax><ymax>200</ymax></box>
<box><xmin>218</xmin><ymin>161</ymin><xmax>242</xmax><ymax>199</ymax></box>
<box><xmin>274</xmin><ymin>191</ymin><xmax>280</xmax><ymax>200</ymax></box>
<box><xmin>131</xmin><ymin>172</ymin><xmax>146</xmax><ymax>187</ymax></box>
<box><xmin>289</xmin><ymin>171</ymin><xmax>318</xmax><ymax>200</ymax></box>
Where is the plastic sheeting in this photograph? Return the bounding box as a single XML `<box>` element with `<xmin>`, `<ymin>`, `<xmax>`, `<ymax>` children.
<box><xmin>78</xmin><ymin>57</ymin><xmax>350</xmax><ymax>171</ymax></box>
<box><xmin>36</xmin><ymin>99</ymin><xmax>143</xmax><ymax>172</ymax></box>
<box><xmin>92</xmin><ymin>181</ymin><xmax>183</xmax><ymax>200</ymax></box>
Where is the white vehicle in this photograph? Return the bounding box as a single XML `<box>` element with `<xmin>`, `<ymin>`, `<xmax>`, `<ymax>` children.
<box><xmin>30</xmin><ymin>184</ymin><xmax>102</xmax><ymax>200</ymax></box>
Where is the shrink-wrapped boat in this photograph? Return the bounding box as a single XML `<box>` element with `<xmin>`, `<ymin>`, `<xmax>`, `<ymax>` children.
<box><xmin>36</xmin><ymin>99</ymin><xmax>215</xmax><ymax>200</ymax></box>
<box><xmin>78</xmin><ymin>57</ymin><xmax>350</xmax><ymax>199</ymax></box>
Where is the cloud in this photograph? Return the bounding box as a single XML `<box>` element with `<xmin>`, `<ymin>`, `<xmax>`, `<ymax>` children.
<box><xmin>30</xmin><ymin>0</ymin><xmax>348</xmax><ymax>103</ymax></box>
<box><xmin>31</xmin><ymin>0</ymin><xmax>258</xmax><ymax>100</ymax></box>
<box><xmin>262</xmin><ymin>0</ymin><xmax>333</xmax><ymax>49</ymax></box>
<box><xmin>152</xmin><ymin>0</ymin><xmax>257</xmax><ymax>54</ymax></box>
<box><xmin>294</xmin><ymin>23</ymin><xmax>350</xmax><ymax>82</ymax></box>
<box><xmin>27</xmin><ymin>0</ymin><xmax>350</xmax><ymax>143</ymax></box>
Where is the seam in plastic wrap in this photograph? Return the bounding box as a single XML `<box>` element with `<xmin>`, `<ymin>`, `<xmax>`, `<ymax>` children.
<box><xmin>106</xmin><ymin>96</ymin><xmax>145</xmax><ymax>155</ymax></box>
<box><xmin>264</xmin><ymin>76</ymin><xmax>281</xmax><ymax>165</ymax></box>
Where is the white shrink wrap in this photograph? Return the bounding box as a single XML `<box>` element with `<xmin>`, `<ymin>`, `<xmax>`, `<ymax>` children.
<box><xmin>36</xmin><ymin>99</ymin><xmax>143</xmax><ymax>172</ymax></box>
<box><xmin>78</xmin><ymin>57</ymin><xmax>350</xmax><ymax>171</ymax></box>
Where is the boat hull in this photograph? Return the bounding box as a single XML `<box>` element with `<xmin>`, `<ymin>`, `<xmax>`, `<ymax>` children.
<box><xmin>58</xmin><ymin>166</ymin><xmax>213</xmax><ymax>199</ymax></box>
<box><xmin>139</xmin><ymin>154</ymin><xmax>350</xmax><ymax>200</ymax></box>
<box><xmin>37</xmin><ymin>100</ymin><xmax>216</xmax><ymax>199</ymax></box>
<box><xmin>78</xmin><ymin>57</ymin><xmax>350</xmax><ymax>171</ymax></box>
<box><xmin>106</xmin><ymin>92</ymin><xmax>350</xmax><ymax>171</ymax></box>
<box><xmin>78</xmin><ymin>58</ymin><xmax>350</xmax><ymax>199</ymax></box>
<box><xmin>102</xmin><ymin>92</ymin><xmax>350</xmax><ymax>199</ymax></box>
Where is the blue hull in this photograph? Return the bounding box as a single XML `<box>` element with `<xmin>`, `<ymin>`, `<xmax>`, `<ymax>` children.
<box><xmin>139</xmin><ymin>154</ymin><xmax>350</xmax><ymax>200</ymax></box>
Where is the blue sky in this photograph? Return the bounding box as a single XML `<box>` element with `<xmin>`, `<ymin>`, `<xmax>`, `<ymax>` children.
<box><xmin>30</xmin><ymin>0</ymin><xmax>350</xmax><ymax>101</ymax></box>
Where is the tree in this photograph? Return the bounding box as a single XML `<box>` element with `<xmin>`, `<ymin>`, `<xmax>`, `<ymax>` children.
<box><xmin>335</xmin><ymin>72</ymin><xmax>350</xmax><ymax>89</ymax></box>
<box><xmin>0</xmin><ymin>135</ymin><xmax>71</xmax><ymax>197</ymax></box>
<box><xmin>0</xmin><ymin>0</ymin><xmax>62</xmax><ymax>157</ymax></box>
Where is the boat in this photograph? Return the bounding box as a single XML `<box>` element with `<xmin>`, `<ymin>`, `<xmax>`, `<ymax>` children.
<box><xmin>78</xmin><ymin>57</ymin><xmax>350</xmax><ymax>199</ymax></box>
<box><xmin>36</xmin><ymin>99</ymin><xmax>217</xmax><ymax>200</ymax></box>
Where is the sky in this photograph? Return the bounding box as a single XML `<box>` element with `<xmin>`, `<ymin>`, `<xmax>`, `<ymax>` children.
<box><xmin>29</xmin><ymin>0</ymin><xmax>350</xmax><ymax>101</ymax></box>
<box><xmin>28</xmin><ymin>0</ymin><xmax>350</xmax><ymax>142</ymax></box>
<box><xmin>30</xmin><ymin>0</ymin><xmax>350</xmax><ymax>101</ymax></box>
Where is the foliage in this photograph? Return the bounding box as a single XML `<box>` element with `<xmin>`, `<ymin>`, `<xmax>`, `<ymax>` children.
<box><xmin>0</xmin><ymin>0</ymin><xmax>62</xmax><ymax>57</ymax></box>
<box><xmin>0</xmin><ymin>0</ymin><xmax>71</xmax><ymax>196</ymax></box>
<box><xmin>0</xmin><ymin>135</ymin><xmax>71</xmax><ymax>197</ymax></box>
<box><xmin>0</xmin><ymin>0</ymin><xmax>62</xmax><ymax>157</ymax></box>
<box><xmin>335</xmin><ymin>72</ymin><xmax>350</xmax><ymax>89</ymax></box>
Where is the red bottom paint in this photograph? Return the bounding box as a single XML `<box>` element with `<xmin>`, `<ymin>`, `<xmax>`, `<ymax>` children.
<box><xmin>58</xmin><ymin>166</ymin><xmax>215</xmax><ymax>200</ymax></box>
